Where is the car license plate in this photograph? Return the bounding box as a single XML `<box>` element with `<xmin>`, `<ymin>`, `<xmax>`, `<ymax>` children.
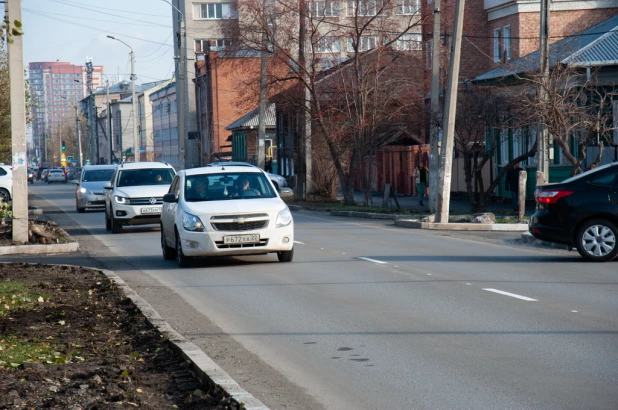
<box><xmin>223</xmin><ymin>234</ymin><xmax>260</xmax><ymax>244</ymax></box>
<box><xmin>141</xmin><ymin>207</ymin><xmax>161</xmax><ymax>214</ymax></box>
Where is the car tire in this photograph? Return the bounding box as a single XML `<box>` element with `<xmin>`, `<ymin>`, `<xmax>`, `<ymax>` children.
<box><xmin>575</xmin><ymin>218</ymin><xmax>618</xmax><ymax>262</ymax></box>
<box><xmin>105</xmin><ymin>210</ymin><xmax>112</xmax><ymax>231</ymax></box>
<box><xmin>111</xmin><ymin>215</ymin><xmax>122</xmax><ymax>234</ymax></box>
<box><xmin>0</xmin><ymin>188</ymin><xmax>10</xmax><ymax>203</ymax></box>
<box><xmin>175</xmin><ymin>229</ymin><xmax>191</xmax><ymax>268</ymax></box>
<box><xmin>277</xmin><ymin>247</ymin><xmax>294</xmax><ymax>262</ymax></box>
<box><xmin>161</xmin><ymin>227</ymin><xmax>176</xmax><ymax>260</ymax></box>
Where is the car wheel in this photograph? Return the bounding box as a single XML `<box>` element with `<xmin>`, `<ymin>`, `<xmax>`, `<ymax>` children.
<box><xmin>277</xmin><ymin>247</ymin><xmax>294</xmax><ymax>262</ymax></box>
<box><xmin>575</xmin><ymin>219</ymin><xmax>618</xmax><ymax>262</ymax></box>
<box><xmin>111</xmin><ymin>216</ymin><xmax>122</xmax><ymax>234</ymax></box>
<box><xmin>175</xmin><ymin>229</ymin><xmax>191</xmax><ymax>268</ymax></box>
<box><xmin>105</xmin><ymin>210</ymin><xmax>112</xmax><ymax>231</ymax></box>
<box><xmin>0</xmin><ymin>188</ymin><xmax>10</xmax><ymax>203</ymax></box>
<box><xmin>161</xmin><ymin>227</ymin><xmax>176</xmax><ymax>260</ymax></box>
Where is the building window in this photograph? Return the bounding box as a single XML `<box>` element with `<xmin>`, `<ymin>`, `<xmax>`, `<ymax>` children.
<box><xmin>316</xmin><ymin>36</ymin><xmax>341</xmax><ymax>53</ymax></box>
<box><xmin>193</xmin><ymin>3</ymin><xmax>235</xmax><ymax>19</ymax></box>
<box><xmin>397</xmin><ymin>33</ymin><xmax>421</xmax><ymax>51</ymax></box>
<box><xmin>309</xmin><ymin>1</ymin><xmax>340</xmax><ymax>17</ymax></box>
<box><xmin>493</xmin><ymin>28</ymin><xmax>501</xmax><ymax>62</ymax></box>
<box><xmin>348</xmin><ymin>35</ymin><xmax>378</xmax><ymax>52</ymax></box>
<box><xmin>195</xmin><ymin>39</ymin><xmax>231</xmax><ymax>52</ymax></box>
<box><xmin>346</xmin><ymin>0</ymin><xmax>377</xmax><ymax>16</ymax></box>
<box><xmin>503</xmin><ymin>26</ymin><xmax>511</xmax><ymax>61</ymax></box>
<box><xmin>396</xmin><ymin>0</ymin><xmax>418</xmax><ymax>15</ymax></box>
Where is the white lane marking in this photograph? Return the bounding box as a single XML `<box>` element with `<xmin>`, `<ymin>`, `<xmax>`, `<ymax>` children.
<box><xmin>572</xmin><ymin>310</ymin><xmax>578</xmax><ymax>313</ymax></box>
<box><xmin>483</xmin><ymin>288</ymin><xmax>537</xmax><ymax>301</ymax></box>
<box><xmin>357</xmin><ymin>257</ymin><xmax>387</xmax><ymax>264</ymax></box>
<box><xmin>294</xmin><ymin>241</ymin><xmax>304</xmax><ymax>245</ymax></box>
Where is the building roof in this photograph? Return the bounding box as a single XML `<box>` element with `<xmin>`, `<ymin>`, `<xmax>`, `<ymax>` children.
<box><xmin>225</xmin><ymin>103</ymin><xmax>276</xmax><ymax>131</ymax></box>
<box><xmin>92</xmin><ymin>80</ymin><xmax>169</xmax><ymax>96</ymax></box>
<box><xmin>474</xmin><ymin>14</ymin><xmax>618</xmax><ymax>82</ymax></box>
<box><xmin>149</xmin><ymin>81</ymin><xmax>177</xmax><ymax>101</ymax></box>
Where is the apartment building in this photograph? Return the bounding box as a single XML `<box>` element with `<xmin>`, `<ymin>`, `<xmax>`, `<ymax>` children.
<box><xmin>28</xmin><ymin>61</ymin><xmax>103</xmax><ymax>164</ymax></box>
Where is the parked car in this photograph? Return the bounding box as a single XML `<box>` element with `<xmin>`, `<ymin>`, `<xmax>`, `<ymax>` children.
<box><xmin>207</xmin><ymin>161</ymin><xmax>289</xmax><ymax>189</ymax></box>
<box><xmin>104</xmin><ymin>162</ymin><xmax>176</xmax><ymax>233</ymax></box>
<box><xmin>37</xmin><ymin>167</ymin><xmax>49</xmax><ymax>181</ymax></box>
<box><xmin>0</xmin><ymin>165</ymin><xmax>12</xmax><ymax>202</ymax></box>
<box><xmin>47</xmin><ymin>169</ymin><xmax>67</xmax><ymax>184</ymax></box>
<box><xmin>40</xmin><ymin>169</ymin><xmax>50</xmax><ymax>183</ymax></box>
<box><xmin>74</xmin><ymin>165</ymin><xmax>117</xmax><ymax>213</ymax></box>
<box><xmin>160</xmin><ymin>165</ymin><xmax>294</xmax><ymax>267</ymax></box>
<box><xmin>27</xmin><ymin>168</ymin><xmax>34</xmax><ymax>184</ymax></box>
<box><xmin>529</xmin><ymin>162</ymin><xmax>618</xmax><ymax>262</ymax></box>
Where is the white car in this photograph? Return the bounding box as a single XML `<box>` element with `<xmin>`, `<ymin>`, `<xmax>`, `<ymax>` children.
<box><xmin>74</xmin><ymin>164</ymin><xmax>117</xmax><ymax>213</ymax></box>
<box><xmin>160</xmin><ymin>165</ymin><xmax>294</xmax><ymax>267</ymax></box>
<box><xmin>104</xmin><ymin>162</ymin><xmax>176</xmax><ymax>233</ymax></box>
<box><xmin>0</xmin><ymin>165</ymin><xmax>12</xmax><ymax>202</ymax></box>
<box><xmin>46</xmin><ymin>169</ymin><xmax>67</xmax><ymax>183</ymax></box>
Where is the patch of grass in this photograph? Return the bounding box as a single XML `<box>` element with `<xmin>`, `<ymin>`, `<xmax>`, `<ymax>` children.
<box><xmin>0</xmin><ymin>335</ymin><xmax>73</xmax><ymax>368</ymax></box>
<box><xmin>0</xmin><ymin>281</ymin><xmax>44</xmax><ymax>317</ymax></box>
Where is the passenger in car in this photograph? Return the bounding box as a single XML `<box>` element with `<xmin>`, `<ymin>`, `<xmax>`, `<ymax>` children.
<box><xmin>190</xmin><ymin>179</ymin><xmax>209</xmax><ymax>199</ymax></box>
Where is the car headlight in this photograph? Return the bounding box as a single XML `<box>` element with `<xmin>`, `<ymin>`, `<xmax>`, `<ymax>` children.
<box><xmin>276</xmin><ymin>208</ymin><xmax>293</xmax><ymax>228</ymax></box>
<box><xmin>182</xmin><ymin>212</ymin><xmax>204</xmax><ymax>232</ymax></box>
<box><xmin>114</xmin><ymin>195</ymin><xmax>130</xmax><ymax>204</ymax></box>
<box><xmin>79</xmin><ymin>187</ymin><xmax>91</xmax><ymax>194</ymax></box>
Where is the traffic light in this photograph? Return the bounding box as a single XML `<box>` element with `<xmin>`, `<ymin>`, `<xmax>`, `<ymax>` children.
<box><xmin>62</xmin><ymin>141</ymin><xmax>66</xmax><ymax>150</ymax></box>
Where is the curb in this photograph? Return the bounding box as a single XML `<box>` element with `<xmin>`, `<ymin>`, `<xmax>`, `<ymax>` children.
<box><xmin>0</xmin><ymin>241</ymin><xmax>79</xmax><ymax>255</ymax></box>
<box><xmin>101</xmin><ymin>269</ymin><xmax>270</xmax><ymax>410</ymax></box>
<box><xmin>394</xmin><ymin>219</ymin><xmax>529</xmax><ymax>231</ymax></box>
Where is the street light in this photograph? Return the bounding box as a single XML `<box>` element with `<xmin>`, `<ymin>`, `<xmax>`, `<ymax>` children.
<box><xmin>106</xmin><ymin>35</ymin><xmax>140</xmax><ymax>162</ymax></box>
<box><xmin>160</xmin><ymin>0</ymin><xmax>187</xmax><ymax>169</ymax></box>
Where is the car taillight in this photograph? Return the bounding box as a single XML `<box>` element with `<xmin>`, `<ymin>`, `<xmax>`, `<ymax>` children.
<box><xmin>536</xmin><ymin>190</ymin><xmax>573</xmax><ymax>204</ymax></box>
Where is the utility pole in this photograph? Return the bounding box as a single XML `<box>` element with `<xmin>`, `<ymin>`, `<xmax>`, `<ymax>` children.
<box><xmin>256</xmin><ymin>17</ymin><xmax>268</xmax><ymax>170</ymax></box>
<box><xmin>296</xmin><ymin>0</ymin><xmax>312</xmax><ymax>200</ymax></box>
<box><xmin>106</xmin><ymin>79</ymin><xmax>113</xmax><ymax>163</ymax></box>
<box><xmin>75</xmin><ymin>106</ymin><xmax>83</xmax><ymax>167</ymax></box>
<box><xmin>58</xmin><ymin>119</ymin><xmax>63</xmax><ymax>166</ymax></box>
<box><xmin>435</xmin><ymin>0</ymin><xmax>465</xmax><ymax>223</ymax></box>
<box><xmin>7</xmin><ymin>0</ymin><xmax>28</xmax><ymax>243</ymax></box>
<box><xmin>537</xmin><ymin>0</ymin><xmax>550</xmax><ymax>185</ymax></box>
<box><xmin>428</xmin><ymin>0</ymin><xmax>441</xmax><ymax>213</ymax></box>
<box><xmin>130</xmin><ymin>49</ymin><xmax>139</xmax><ymax>162</ymax></box>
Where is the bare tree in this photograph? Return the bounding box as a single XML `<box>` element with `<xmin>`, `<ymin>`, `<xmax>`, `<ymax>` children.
<box><xmin>235</xmin><ymin>0</ymin><xmax>427</xmax><ymax>204</ymax></box>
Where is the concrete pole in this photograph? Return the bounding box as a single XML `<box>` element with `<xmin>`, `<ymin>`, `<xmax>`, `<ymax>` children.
<box><xmin>107</xmin><ymin>79</ymin><xmax>113</xmax><ymax>163</ymax></box>
<box><xmin>435</xmin><ymin>0</ymin><xmax>465</xmax><ymax>223</ymax></box>
<box><xmin>517</xmin><ymin>169</ymin><xmax>527</xmax><ymax>221</ymax></box>
<box><xmin>75</xmin><ymin>106</ymin><xmax>83</xmax><ymax>167</ymax></box>
<box><xmin>428</xmin><ymin>0</ymin><xmax>441</xmax><ymax>213</ymax></box>
<box><xmin>536</xmin><ymin>0</ymin><xmax>550</xmax><ymax>185</ymax></box>
<box><xmin>130</xmin><ymin>50</ymin><xmax>139</xmax><ymax>162</ymax></box>
<box><xmin>7</xmin><ymin>0</ymin><xmax>28</xmax><ymax>243</ymax></box>
<box><xmin>257</xmin><ymin>30</ymin><xmax>268</xmax><ymax>170</ymax></box>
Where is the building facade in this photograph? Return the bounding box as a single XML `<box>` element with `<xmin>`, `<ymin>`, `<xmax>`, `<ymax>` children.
<box><xmin>28</xmin><ymin>61</ymin><xmax>103</xmax><ymax>165</ymax></box>
<box><xmin>150</xmin><ymin>82</ymin><xmax>179</xmax><ymax>166</ymax></box>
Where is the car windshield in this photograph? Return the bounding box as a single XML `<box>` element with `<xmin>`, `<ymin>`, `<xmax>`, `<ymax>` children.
<box><xmin>561</xmin><ymin>162</ymin><xmax>617</xmax><ymax>184</ymax></box>
<box><xmin>117</xmin><ymin>168</ymin><xmax>175</xmax><ymax>187</ymax></box>
<box><xmin>82</xmin><ymin>169</ymin><xmax>114</xmax><ymax>182</ymax></box>
<box><xmin>185</xmin><ymin>172</ymin><xmax>276</xmax><ymax>201</ymax></box>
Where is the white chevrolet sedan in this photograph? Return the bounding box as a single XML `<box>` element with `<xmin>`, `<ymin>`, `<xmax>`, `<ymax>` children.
<box><xmin>160</xmin><ymin>166</ymin><xmax>294</xmax><ymax>267</ymax></box>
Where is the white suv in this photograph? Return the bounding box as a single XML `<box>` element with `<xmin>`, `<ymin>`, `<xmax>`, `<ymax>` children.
<box><xmin>0</xmin><ymin>165</ymin><xmax>12</xmax><ymax>202</ymax></box>
<box><xmin>160</xmin><ymin>165</ymin><xmax>294</xmax><ymax>267</ymax></box>
<box><xmin>104</xmin><ymin>162</ymin><xmax>176</xmax><ymax>233</ymax></box>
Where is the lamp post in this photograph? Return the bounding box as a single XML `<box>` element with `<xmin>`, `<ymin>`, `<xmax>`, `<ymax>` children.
<box><xmin>160</xmin><ymin>0</ymin><xmax>187</xmax><ymax>169</ymax></box>
<box><xmin>107</xmin><ymin>35</ymin><xmax>140</xmax><ymax>162</ymax></box>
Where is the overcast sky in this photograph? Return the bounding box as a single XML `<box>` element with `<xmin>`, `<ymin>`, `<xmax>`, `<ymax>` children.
<box><xmin>13</xmin><ymin>0</ymin><xmax>176</xmax><ymax>84</ymax></box>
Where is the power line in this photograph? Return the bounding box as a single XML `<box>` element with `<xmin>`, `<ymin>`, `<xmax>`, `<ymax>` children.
<box><xmin>46</xmin><ymin>0</ymin><xmax>169</xmax><ymax>18</ymax></box>
<box><xmin>23</xmin><ymin>7</ymin><xmax>171</xmax><ymax>28</ymax></box>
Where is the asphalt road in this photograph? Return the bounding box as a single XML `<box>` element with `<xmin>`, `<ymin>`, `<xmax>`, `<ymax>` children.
<box><xmin>13</xmin><ymin>182</ymin><xmax>618</xmax><ymax>410</ymax></box>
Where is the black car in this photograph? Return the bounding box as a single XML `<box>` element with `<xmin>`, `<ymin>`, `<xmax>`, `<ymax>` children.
<box><xmin>529</xmin><ymin>162</ymin><xmax>618</xmax><ymax>262</ymax></box>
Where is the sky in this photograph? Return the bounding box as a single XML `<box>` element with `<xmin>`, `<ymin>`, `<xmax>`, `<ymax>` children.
<box><xmin>13</xmin><ymin>0</ymin><xmax>176</xmax><ymax>85</ymax></box>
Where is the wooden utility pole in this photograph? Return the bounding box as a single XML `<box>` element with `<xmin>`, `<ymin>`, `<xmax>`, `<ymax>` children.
<box><xmin>435</xmin><ymin>0</ymin><xmax>465</xmax><ymax>223</ymax></box>
<box><xmin>296</xmin><ymin>0</ymin><xmax>311</xmax><ymax>200</ymax></box>
<box><xmin>536</xmin><ymin>0</ymin><xmax>550</xmax><ymax>185</ymax></box>
<box><xmin>428</xmin><ymin>0</ymin><xmax>441</xmax><ymax>213</ymax></box>
<box><xmin>7</xmin><ymin>0</ymin><xmax>28</xmax><ymax>243</ymax></box>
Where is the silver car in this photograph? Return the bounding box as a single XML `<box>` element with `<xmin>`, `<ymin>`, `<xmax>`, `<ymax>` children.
<box><xmin>47</xmin><ymin>169</ymin><xmax>67</xmax><ymax>184</ymax></box>
<box><xmin>74</xmin><ymin>165</ymin><xmax>116</xmax><ymax>213</ymax></box>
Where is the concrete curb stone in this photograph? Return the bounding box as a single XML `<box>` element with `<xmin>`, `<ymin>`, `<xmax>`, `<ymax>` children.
<box><xmin>102</xmin><ymin>269</ymin><xmax>270</xmax><ymax>410</ymax></box>
<box><xmin>0</xmin><ymin>224</ymin><xmax>79</xmax><ymax>255</ymax></box>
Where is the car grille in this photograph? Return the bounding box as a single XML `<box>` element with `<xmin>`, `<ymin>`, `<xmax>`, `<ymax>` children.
<box><xmin>215</xmin><ymin>239</ymin><xmax>269</xmax><ymax>249</ymax></box>
<box><xmin>130</xmin><ymin>197</ymin><xmax>163</xmax><ymax>205</ymax></box>
<box><xmin>210</xmin><ymin>213</ymin><xmax>270</xmax><ymax>232</ymax></box>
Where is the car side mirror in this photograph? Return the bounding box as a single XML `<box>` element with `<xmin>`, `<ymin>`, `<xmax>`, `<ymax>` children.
<box><xmin>279</xmin><ymin>187</ymin><xmax>294</xmax><ymax>199</ymax></box>
<box><xmin>103</xmin><ymin>182</ymin><xmax>112</xmax><ymax>189</ymax></box>
<box><xmin>162</xmin><ymin>193</ymin><xmax>177</xmax><ymax>203</ymax></box>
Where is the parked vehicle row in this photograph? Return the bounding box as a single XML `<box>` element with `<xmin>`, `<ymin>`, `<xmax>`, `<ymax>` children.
<box><xmin>70</xmin><ymin>162</ymin><xmax>295</xmax><ymax>267</ymax></box>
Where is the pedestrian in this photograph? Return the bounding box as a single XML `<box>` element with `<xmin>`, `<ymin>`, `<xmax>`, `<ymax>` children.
<box><xmin>505</xmin><ymin>162</ymin><xmax>522</xmax><ymax>213</ymax></box>
<box><xmin>413</xmin><ymin>162</ymin><xmax>429</xmax><ymax>206</ymax></box>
